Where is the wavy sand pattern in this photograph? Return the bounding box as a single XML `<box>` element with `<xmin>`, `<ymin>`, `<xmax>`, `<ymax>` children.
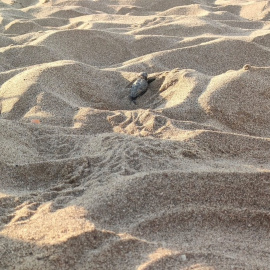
<box><xmin>1</xmin><ymin>0</ymin><xmax>270</xmax><ymax>269</ymax></box>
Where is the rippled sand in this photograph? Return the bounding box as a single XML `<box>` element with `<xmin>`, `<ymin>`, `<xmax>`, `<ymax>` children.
<box><xmin>1</xmin><ymin>0</ymin><xmax>270</xmax><ymax>269</ymax></box>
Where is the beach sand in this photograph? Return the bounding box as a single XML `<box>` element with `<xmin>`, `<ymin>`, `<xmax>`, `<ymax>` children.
<box><xmin>1</xmin><ymin>0</ymin><xmax>270</xmax><ymax>269</ymax></box>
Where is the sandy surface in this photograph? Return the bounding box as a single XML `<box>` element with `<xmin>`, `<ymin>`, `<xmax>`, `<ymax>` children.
<box><xmin>1</xmin><ymin>0</ymin><xmax>270</xmax><ymax>269</ymax></box>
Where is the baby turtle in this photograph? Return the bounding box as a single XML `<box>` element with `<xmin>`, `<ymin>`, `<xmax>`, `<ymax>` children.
<box><xmin>129</xmin><ymin>72</ymin><xmax>153</xmax><ymax>105</ymax></box>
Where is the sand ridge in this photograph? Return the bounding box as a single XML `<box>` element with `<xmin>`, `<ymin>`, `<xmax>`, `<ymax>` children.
<box><xmin>0</xmin><ymin>0</ymin><xmax>270</xmax><ymax>269</ymax></box>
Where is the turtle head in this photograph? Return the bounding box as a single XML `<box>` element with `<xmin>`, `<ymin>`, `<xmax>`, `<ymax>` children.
<box><xmin>139</xmin><ymin>72</ymin><xmax>148</xmax><ymax>79</ymax></box>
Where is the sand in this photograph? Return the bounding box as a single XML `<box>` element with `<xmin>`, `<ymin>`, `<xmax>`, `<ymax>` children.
<box><xmin>0</xmin><ymin>0</ymin><xmax>270</xmax><ymax>269</ymax></box>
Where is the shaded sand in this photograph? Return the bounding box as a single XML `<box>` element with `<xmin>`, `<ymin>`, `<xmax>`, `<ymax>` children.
<box><xmin>1</xmin><ymin>0</ymin><xmax>270</xmax><ymax>269</ymax></box>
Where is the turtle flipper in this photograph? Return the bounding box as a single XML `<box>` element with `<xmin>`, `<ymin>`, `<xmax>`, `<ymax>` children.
<box><xmin>147</xmin><ymin>77</ymin><xmax>155</xmax><ymax>84</ymax></box>
<box><xmin>129</xmin><ymin>95</ymin><xmax>137</xmax><ymax>105</ymax></box>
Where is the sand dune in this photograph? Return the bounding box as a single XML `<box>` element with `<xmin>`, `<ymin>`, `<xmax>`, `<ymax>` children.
<box><xmin>116</xmin><ymin>38</ymin><xmax>270</xmax><ymax>75</ymax></box>
<box><xmin>1</xmin><ymin>0</ymin><xmax>270</xmax><ymax>269</ymax></box>
<box><xmin>31</xmin><ymin>29</ymin><xmax>134</xmax><ymax>65</ymax></box>
<box><xmin>199</xmin><ymin>65</ymin><xmax>270</xmax><ymax>136</ymax></box>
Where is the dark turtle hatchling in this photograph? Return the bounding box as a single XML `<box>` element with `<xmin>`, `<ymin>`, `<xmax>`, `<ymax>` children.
<box><xmin>129</xmin><ymin>72</ymin><xmax>149</xmax><ymax>105</ymax></box>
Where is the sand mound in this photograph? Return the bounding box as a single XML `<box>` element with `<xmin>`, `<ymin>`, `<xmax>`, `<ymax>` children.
<box><xmin>240</xmin><ymin>1</ymin><xmax>270</xmax><ymax>21</ymax></box>
<box><xmin>0</xmin><ymin>120</ymin><xmax>40</xmax><ymax>164</ymax></box>
<box><xmin>23</xmin><ymin>5</ymin><xmax>96</xmax><ymax>18</ymax></box>
<box><xmin>31</xmin><ymin>30</ymin><xmax>133</xmax><ymax>66</ymax></box>
<box><xmin>0</xmin><ymin>7</ymin><xmax>33</xmax><ymax>23</ymax></box>
<box><xmin>1</xmin><ymin>44</ymin><xmax>59</xmax><ymax>68</ymax></box>
<box><xmin>4</xmin><ymin>19</ymin><xmax>43</xmax><ymax>34</ymax></box>
<box><xmin>199</xmin><ymin>65</ymin><xmax>270</xmax><ymax>136</ymax></box>
<box><xmin>126</xmin><ymin>35</ymin><xmax>182</xmax><ymax>56</ymax></box>
<box><xmin>148</xmin><ymin>0</ymin><xmax>197</xmax><ymax>12</ymax></box>
<box><xmin>0</xmin><ymin>61</ymin><xmax>141</xmax><ymax>122</ymax></box>
<box><xmin>0</xmin><ymin>36</ymin><xmax>14</xmax><ymax>47</ymax></box>
<box><xmin>52</xmin><ymin>0</ymin><xmax>116</xmax><ymax>14</ymax></box>
<box><xmin>130</xmin><ymin>17</ymin><xmax>237</xmax><ymax>37</ymax></box>
<box><xmin>33</xmin><ymin>17</ymin><xmax>69</xmax><ymax>27</ymax></box>
<box><xmin>158</xmin><ymin>4</ymin><xmax>208</xmax><ymax>16</ymax></box>
<box><xmin>118</xmin><ymin>38</ymin><xmax>270</xmax><ymax>75</ymax></box>
<box><xmin>252</xmin><ymin>32</ymin><xmax>270</xmax><ymax>48</ymax></box>
<box><xmin>1</xmin><ymin>0</ymin><xmax>270</xmax><ymax>269</ymax></box>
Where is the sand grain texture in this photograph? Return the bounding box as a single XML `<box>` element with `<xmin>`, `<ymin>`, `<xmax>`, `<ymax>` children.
<box><xmin>0</xmin><ymin>0</ymin><xmax>270</xmax><ymax>269</ymax></box>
